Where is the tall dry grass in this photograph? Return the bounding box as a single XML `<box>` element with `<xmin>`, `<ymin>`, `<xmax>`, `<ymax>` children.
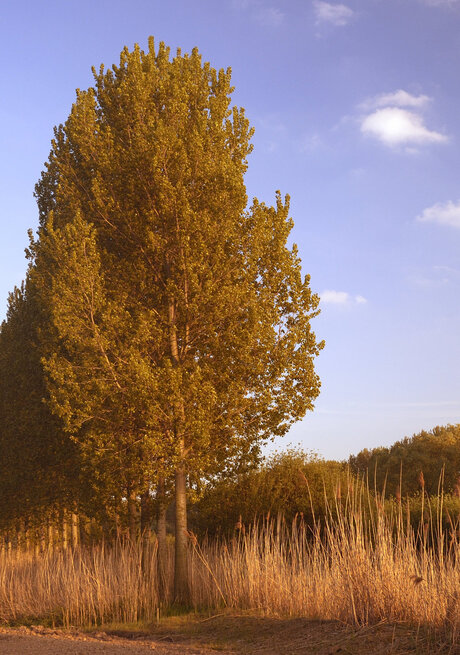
<box><xmin>0</xmin><ymin>491</ymin><xmax>459</xmax><ymax>642</ymax></box>
<box><xmin>0</xmin><ymin>538</ymin><xmax>172</xmax><ymax>626</ymax></box>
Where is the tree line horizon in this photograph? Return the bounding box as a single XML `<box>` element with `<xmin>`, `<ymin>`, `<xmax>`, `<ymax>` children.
<box><xmin>0</xmin><ymin>38</ymin><xmax>324</xmax><ymax>603</ymax></box>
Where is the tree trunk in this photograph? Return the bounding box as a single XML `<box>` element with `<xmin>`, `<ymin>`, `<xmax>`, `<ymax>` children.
<box><xmin>47</xmin><ymin>518</ymin><xmax>54</xmax><ymax>552</ymax></box>
<box><xmin>24</xmin><ymin>523</ymin><xmax>31</xmax><ymax>552</ymax></box>
<box><xmin>140</xmin><ymin>489</ymin><xmax>151</xmax><ymax>538</ymax></box>
<box><xmin>167</xmin><ymin>286</ymin><xmax>190</xmax><ymax>604</ymax></box>
<box><xmin>34</xmin><ymin>530</ymin><xmax>40</xmax><ymax>557</ymax></box>
<box><xmin>83</xmin><ymin>516</ymin><xmax>92</xmax><ymax>546</ymax></box>
<box><xmin>140</xmin><ymin>489</ymin><xmax>151</xmax><ymax>572</ymax></box>
<box><xmin>40</xmin><ymin>524</ymin><xmax>46</xmax><ymax>553</ymax></box>
<box><xmin>115</xmin><ymin>512</ymin><xmax>121</xmax><ymax>540</ymax></box>
<box><xmin>71</xmin><ymin>511</ymin><xmax>79</xmax><ymax>549</ymax></box>
<box><xmin>62</xmin><ymin>510</ymin><xmax>68</xmax><ymax>550</ymax></box>
<box><xmin>157</xmin><ymin>477</ymin><xmax>168</xmax><ymax>601</ymax></box>
<box><xmin>174</xmin><ymin>466</ymin><xmax>189</xmax><ymax>605</ymax></box>
<box><xmin>18</xmin><ymin>519</ymin><xmax>25</xmax><ymax>551</ymax></box>
<box><xmin>128</xmin><ymin>487</ymin><xmax>138</xmax><ymax>542</ymax></box>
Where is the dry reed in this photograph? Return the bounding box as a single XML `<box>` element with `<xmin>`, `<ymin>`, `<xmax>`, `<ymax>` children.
<box><xmin>0</xmin><ymin>491</ymin><xmax>458</xmax><ymax>644</ymax></box>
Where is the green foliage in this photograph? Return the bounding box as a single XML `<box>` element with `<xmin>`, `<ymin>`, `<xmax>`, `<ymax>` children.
<box><xmin>190</xmin><ymin>448</ymin><xmax>350</xmax><ymax>536</ymax></box>
<box><xmin>349</xmin><ymin>424</ymin><xmax>460</xmax><ymax>496</ymax></box>
<box><xmin>30</xmin><ymin>38</ymin><xmax>323</xmax><ymax>487</ymax></box>
<box><xmin>0</xmin><ymin>284</ymin><xmax>83</xmax><ymax>528</ymax></box>
<box><xmin>0</xmin><ymin>39</ymin><xmax>323</xmax><ymax>594</ymax></box>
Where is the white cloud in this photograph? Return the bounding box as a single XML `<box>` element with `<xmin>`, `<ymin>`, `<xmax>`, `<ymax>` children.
<box><xmin>257</xmin><ymin>114</ymin><xmax>287</xmax><ymax>152</ymax></box>
<box><xmin>409</xmin><ymin>264</ymin><xmax>460</xmax><ymax>288</ymax></box>
<box><xmin>433</xmin><ymin>264</ymin><xmax>460</xmax><ymax>276</ymax></box>
<box><xmin>257</xmin><ymin>6</ymin><xmax>284</xmax><ymax>26</ymax></box>
<box><xmin>321</xmin><ymin>290</ymin><xmax>349</xmax><ymax>304</ymax></box>
<box><xmin>231</xmin><ymin>1</ymin><xmax>284</xmax><ymax>27</ymax></box>
<box><xmin>409</xmin><ymin>272</ymin><xmax>449</xmax><ymax>288</ymax></box>
<box><xmin>361</xmin><ymin>89</ymin><xmax>430</xmax><ymax>111</ymax></box>
<box><xmin>259</xmin><ymin>114</ymin><xmax>286</xmax><ymax>133</ymax></box>
<box><xmin>231</xmin><ymin>0</ymin><xmax>251</xmax><ymax>8</ymax></box>
<box><xmin>417</xmin><ymin>200</ymin><xmax>460</xmax><ymax>228</ymax></box>
<box><xmin>314</xmin><ymin>1</ymin><xmax>354</xmax><ymax>26</ymax></box>
<box><xmin>361</xmin><ymin>107</ymin><xmax>447</xmax><ymax>147</ymax></box>
<box><xmin>421</xmin><ymin>0</ymin><xmax>460</xmax><ymax>6</ymax></box>
<box><xmin>298</xmin><ymin>132</ymin><xmax>323</xmax><ymax>153</ymax></box>
<box><xmin>321</xmin><ymin>290</ymin><xmax>367</xmax><ymax>305</ymax></box>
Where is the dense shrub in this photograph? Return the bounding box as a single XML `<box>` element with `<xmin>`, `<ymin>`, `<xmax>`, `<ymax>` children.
<box><xmin>349</xmin><ymin>424</ymin><xmax>460</xmax><ymax>496</ymax></box>
<box><xmin>190</xmin><ymin>449</ymin><xmax>351</xmax><ymax>536</ymax></box>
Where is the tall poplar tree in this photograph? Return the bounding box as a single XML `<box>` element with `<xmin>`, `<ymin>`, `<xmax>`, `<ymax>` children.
<box><xmin>31</xmin><ymin>38</ymin><xmax>323</xmax><ymax>601</ymax></box>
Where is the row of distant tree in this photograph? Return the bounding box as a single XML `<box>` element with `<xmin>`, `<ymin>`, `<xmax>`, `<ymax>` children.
<box><xmin>0</xmin><ymin>39</ymin><xmax>323</xmax><ymax>602</ymax></box>
<box><xmin>348</xmin><ymin>424</ymin><xmax>460</xmax><ymax>496</ymax></box>
<box><xmin>190</xmin><ymin>424</ymin><xmax>460</xmax><ymax>536</ymax></box>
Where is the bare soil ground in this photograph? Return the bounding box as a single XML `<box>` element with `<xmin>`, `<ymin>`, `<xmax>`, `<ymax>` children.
<box><xmin>0</xmin><ymin>626</ymin><xmax>211</xmax><ymax>654</ymax></box>
<box><xmin>0</xmin><ymin>616</ymin><xmax>457</xmax><ymax>654</ymax></box>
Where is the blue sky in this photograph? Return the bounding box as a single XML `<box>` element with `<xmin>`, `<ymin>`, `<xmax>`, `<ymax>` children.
<box><xmin>1</xmin><ymin>0</ymin><xmax>459</xmax><ymax>460</ymax></box>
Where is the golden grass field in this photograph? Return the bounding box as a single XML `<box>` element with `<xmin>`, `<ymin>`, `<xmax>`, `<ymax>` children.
<box><xmin>0</xmin><ymin>493</ymin><xmax>459</xmax><ymax>653</ymax></box>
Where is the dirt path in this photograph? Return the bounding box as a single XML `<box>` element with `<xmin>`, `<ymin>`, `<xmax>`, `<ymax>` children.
<box><xmin>0</xmin><ymin>627</ymin><xmax>231</xmax><ymax>655</ymax></box>
<box><xmin>0</xmin><ymin>617</ymin><xmax>457</xmax><ymax>654</ymax></box>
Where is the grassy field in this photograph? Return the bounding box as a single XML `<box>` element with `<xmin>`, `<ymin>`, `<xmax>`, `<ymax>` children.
<box><xmin>0</xmin><ymin>494</ymin><xmax>458</xmax><ymax>652</ymax></box>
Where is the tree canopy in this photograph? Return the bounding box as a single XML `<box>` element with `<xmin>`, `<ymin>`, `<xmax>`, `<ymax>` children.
<box><xmin>349</xmin><ymin>424</ymin><xmax>460</xmax><ymax>496</ymax></box>
<box><xmin>2</xmin><ymin>38</ymin><xmax>323</xmax><ymax>600</ymax></box>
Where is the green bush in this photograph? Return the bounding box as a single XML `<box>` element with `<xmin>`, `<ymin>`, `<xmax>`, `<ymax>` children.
<box><xmin>190</xmin><ymin>448</ymin><xmax>351</xmax><ymax>536</ymax></box>
<box><xmin>349</xmin><ymin>424</ymin><xmax>460</xmax><ymax>497</ymax></box>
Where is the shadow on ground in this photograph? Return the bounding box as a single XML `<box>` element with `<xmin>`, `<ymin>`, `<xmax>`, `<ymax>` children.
<box><xmin>104</xmin><ymin>614</ymin><xmax>459</xmax><ymax>654</ymax></box>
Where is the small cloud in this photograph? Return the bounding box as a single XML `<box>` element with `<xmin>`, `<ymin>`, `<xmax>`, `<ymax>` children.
<box><xmin>232</xmin><ymin>0</ymin><xmax>284</xmax><ymax>27</ymax></box>
<box><xmin>257</xmin><ymin>114</ymin><xmax>287</xmax><ymax>152</ymax></box>
<box><xmin>265</xmin><ymin>141</ymin><xmax>278</xmax><ymax>153</ymax></box>
<box><xmin>256</xmin><ymin>6</ymin><xmax>284</xmax><ymax>26</ymax></box>
<box><xmin>421</xmin><ymin>0</ymin><xmax>460</xmax><ymax>6</ymax></box>
<box><xmin>356</xmin><ymin>89</ymin><xmax>447</xmax><ymax>150</ymax></box>
<box><xmin>321</xmin><ymin>290</ymin><xmax>367</xmax><ymax>305</ymax></box>
<box><xmin>349</xmin><ymin>167</ymin><xmax>366</xmax><ymax>179</ymax></box>
<box><xmin>433</xmin><ymin>264</ymin><xmax>460</xmax><ymax>276</ymax></box>
<box><xmin>417</xmin><ymin>200</ymin><xmax>460</xmax><ymax>228</ymax></box>
<box><xmin>298</xmin><ymin>132</ymin><xmax>323</xmax><ymax>153</ymax></box>
<box><xmin>231</xmin><ymin>0</ymin><xmax>251</xmax><ymax>8</ymax></box>
<box><xmin>361</xmin><ymin>107</ymin><xmax>447</xmax><ymax>147</ymax></box>
<box><xmin>409</xmin><ymin>264</ymin><xmax>460</xmax><ymax>288</ymax></box>
<box><xmin>361</xmin><ymin>89</ymin><xmax>430</xmax><ymax>111</ymax></box>
<box><xmin>321</xmin><ymin>290</ymin><xmax>349</xmax><ymax>304</ymax></box>
<box><xmin>314</xmin><ymin>1</ymin><xmax>354</xmax><ymax>26</ymax></box>
<box><xmin>409</xmin><ymin>273</ymin><xmax>449</xmax><ymax>288</ymax></box>
<box><xmin>259</xmin><ymin>114</ymin><xmax>287</xmax><ymax>133</ymax></box>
